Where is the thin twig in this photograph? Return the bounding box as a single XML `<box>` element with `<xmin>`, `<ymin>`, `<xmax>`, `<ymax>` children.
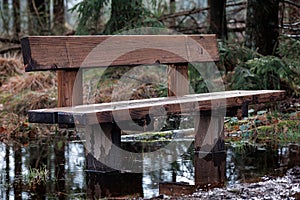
<box><xmin>31</xmin><ymin>0</ymin><xmax>45</xmax><ymax>29</ymax></box>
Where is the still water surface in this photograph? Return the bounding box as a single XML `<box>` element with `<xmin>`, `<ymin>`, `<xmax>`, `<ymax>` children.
<box><xmin>0</xmin><ymin>136</ymin><xmax>299</xmax><ymax>199</ymax></box>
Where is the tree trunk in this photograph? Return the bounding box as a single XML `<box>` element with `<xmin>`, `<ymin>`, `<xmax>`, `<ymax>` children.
<box><xmin>28</xmin><ymin>0</ymin><xmax>50</xmax><ymax>34</ymax></box>
<box><xmin>103</xmin><ymin>0</ymin><xmax>143</xmax><ymax>34</ymax></box>
<box><xmin>13</xmin><ymin>0</ymin><xmax>21</xmax><ymax>38</ymax></box>
<box><xmin>53</xmin><ymin>0</ymin><xmax>65</xmax><ymax>34</ymax></box>
<box><xmin>245</xmin><ymin>0</ymin><xmax>279</xmax><ymax>55</ymax></box>
<box><xmin>208</xmin><ymin>0</ymin><xmax>228</xmax><ymax>40</ymax></box>
<box><xmin>170</xmin><ymin>0</ymin><xmax>176</xmax><ymax>27</ymax></box>
<box><xmin>13</xmin><ymin>143</ymin><xmax>22</xmax><ymax>200</ymax></box>
<box><xmin>2</xmin><ymin>0</ymin><xmax>9</xmax><ymax>35</ymax></box>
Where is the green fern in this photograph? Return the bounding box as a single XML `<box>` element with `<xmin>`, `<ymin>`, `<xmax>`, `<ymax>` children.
<box><xmin>70</xmin><ymin>0</ymin><xmax>163</xmax><ymax>35</ymax></box>
<box><xmin>218</xmin><ymin>41</ymin><xmax>261</xmax><ymax>72</ymax></box>
<box><xmin>231</xmin><ymin>56</ymin><xmax>297</xmax><ymax>93</ymax></box>
<box><xmin>70</xmin><ymin>0</ymin><xmax>108</xmax><ymax>35</ymax></box>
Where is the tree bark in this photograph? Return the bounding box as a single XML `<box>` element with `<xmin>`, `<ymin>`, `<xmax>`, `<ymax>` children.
<box><xmin>103</xmin><ymin>0</ymin><xmax>143</xmax><ymax>34</ymax></box>
<box><xmin>169</xmin><ymin>0</ymin><xmax>176</xmax><ymax>27</ymax></box>
<box><xmin>245</xmin><ymin>0</ymin><xmax>279</xmax><ymax>55</ymax></box>
<box><xmin>208</xmin><ymin>0</ymin><xmax>228</xmax><ymax>40</ymax></box>
<box><xmin>2</xmin><ymin>0</ymin><xmax>9</xmax><ymax>35</ymax></box>
<box><xmin>28</xmin><ymin>0</ymin><xmax>50</xmax><ymax>34</ymax></box>
<box><xmin>13</xmin><ymin>0</ymin><xmax>21</xmax><ymax>38</ymax></box>
<box><xmin>53</xmin><ymin>0</ymin><xmax>65</xmax><ymax>34</ymax></box>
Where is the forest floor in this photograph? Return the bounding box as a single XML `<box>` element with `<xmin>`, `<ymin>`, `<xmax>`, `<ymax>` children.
<box><xmin>183</xmin><ymin>166</ymin><xmax>300</xmax><ymax>200</ymax></box>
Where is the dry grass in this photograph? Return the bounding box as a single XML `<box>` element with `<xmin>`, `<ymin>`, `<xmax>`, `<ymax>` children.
<box><xmin>0</xmin><ymin>56</ymin><xmax>58</xmax><ymax>141</ymax></box>
<box><xmin>1</xmin><ymin>71</ymin><xmax>57</xmax><ymax>93</ymax></box>
<box><xmin>84</xmin><ymin>66</ymin><xmax>167</xmax><ymax>103</ymax></box>
<box><xmin>0</xmin><ymin>56</ymin><xmax>22</xmax><ymax>86</ymax></box>
<box><xmin>0</xmin><ymin>57</ymin><xmax>57</xmax><ymax>115</ymax></box>
<box><xmin>4</xmin><ymin>92</ymin><xmax>57</xmax><ymax>116</ymax></box>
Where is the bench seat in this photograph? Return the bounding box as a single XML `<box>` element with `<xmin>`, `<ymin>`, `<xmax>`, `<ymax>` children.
<box><xmin>29</xmin><ymin>90</ymin><xmax>285</xmax><ymax>125</ymax></box>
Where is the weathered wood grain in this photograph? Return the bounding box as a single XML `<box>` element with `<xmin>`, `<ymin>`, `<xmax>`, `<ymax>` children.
<box><xmin>194</xmin><ymin>114</ymin><xmax>225</xmax><ymax>152</ymax></box>
<box><xmin>167</xmin><ymin>64</ymin><xmax>189</xmax><ymax>97</ymax></box>
<box><xmin>194</xmin><ymin>152</ymin><xmax>226</xmax><ymax>188</ymax></box>
<box><xmin>21</xmin><ymin>35</ymin><xmax>219</xmax><ymax>71</ymax></box>
<box><xmin>57</xmin><ymin>69</ymin><xmax>83</xmax><ymax>107</ymax></box>
<box><xmin>27</xmin><ymin>90</ymin><xmax>285</xmax><ymax>125</ymax></box>
<box><xmin>85</xmin><ymin>123</ymin><xmax>121</xmax><ymax>172</ymax></box>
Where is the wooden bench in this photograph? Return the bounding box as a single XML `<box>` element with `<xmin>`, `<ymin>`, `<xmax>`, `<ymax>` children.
<box><xmin>21</xmin><ymin>35</ymin><xmax>285</xmax><ymax>172</ymax></box>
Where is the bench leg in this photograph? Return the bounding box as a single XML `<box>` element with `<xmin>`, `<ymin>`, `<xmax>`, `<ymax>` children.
<box><xmin>194</xmin><ymin>112</ymin><xmax>226</xmax><ymax>188</ymax></box>
<box><xmin>84</xmin><ymin>123</ymin><xmax>121</xmax><ymax>172</ymax></box>
<box><xmin>194</xmin><ymin>112</ymin><xmax>225</xmax><ymax>153</ymax></box>
<box><xmin>167</xmin><ymin>64</ymin><xmax>189</xmax><ymax>130</ymax></box>
<box><xmin>194</xmin><ymin>152</ymin><xmax>226</xmax><ymax>188</ymax></box>
<box><xmin>167</xmin><ymin>64</ymin><xmax>189</xmax><ymax>97</ymax></box>
<box><xmin>86</xmin><ymin>172</ymin><xmax>143</xmax><ymax>199</ymax></box>
<box><xmin>57</xmin><ymin>69</ymin><xmax>83</xmax><ymax>128</ymax></box>
<box><xmin>57</xmin><ymin>69</ymin><xmax>83</xmax><ymax>107</ymax></box>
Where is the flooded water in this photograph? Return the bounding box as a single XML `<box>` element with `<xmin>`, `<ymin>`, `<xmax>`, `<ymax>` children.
<box><xmin>0</xmin><ymin>135</ymin><xmax>299</xmax><ymax>199</ymax></box>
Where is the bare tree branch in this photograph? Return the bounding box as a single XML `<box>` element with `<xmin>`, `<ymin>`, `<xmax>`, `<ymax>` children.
<box><xmin>0</xmin><ymin>37</ymin><xmax>20</xmax><ymax>44</ymax></box>
<box><xmin>159</xmin><ymin>7</ymin><xmax>209</xmax><ymax>21</ymax></box>
<box><xmin>0</xmin><ymin>46</ymin><xmax>21</xmax><ymax>54</ymax></box>
<box><xmin>159</xmin><ymin>2</ymin><xmax>246</xmax><ymax>21</ymax></box>
<box><xmin>31</xmin><ymin>0</ymin><xmax>45</xmax><ymax>29</ymax></box>
<box><xmin>281</xmin><ymin>0</ymin><xmax>300</xmax><ymax>8</ymax></box>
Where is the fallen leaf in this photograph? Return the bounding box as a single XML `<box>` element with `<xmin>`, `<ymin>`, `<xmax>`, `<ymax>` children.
<box><xmin>0</xmin><ymin>127</ymin><xmax>6</xmax><ymax>133</ymax></box>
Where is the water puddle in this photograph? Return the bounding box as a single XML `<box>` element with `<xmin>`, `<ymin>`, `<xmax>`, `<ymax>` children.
<box><xmin>0</xmin><ymin>136</ymin><xmax>299</xmax><ymax>199</ymax></box>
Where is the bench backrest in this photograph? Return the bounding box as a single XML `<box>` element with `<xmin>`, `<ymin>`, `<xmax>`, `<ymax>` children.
<box><xmin>21</xmin><ymin>35</ymin><xmax>219</xmax><ymax>107</ymax></box>
<box><xmin>21</xmin><ymin>35</ymin><xmax>218</xmax><ymax>71</ymax></box>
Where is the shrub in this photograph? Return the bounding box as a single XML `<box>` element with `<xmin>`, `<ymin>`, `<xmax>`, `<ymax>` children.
<box><xmin>230</xmin><ymin>56</ymin><xmax>298</xmax><ymax>96</ymax></box>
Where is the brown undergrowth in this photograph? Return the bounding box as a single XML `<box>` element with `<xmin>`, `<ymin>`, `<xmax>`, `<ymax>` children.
<box><xmin>83</xmin><ymin>66</ymin><xmax>167</xmax><ymax>103</ymax></box>
<box><xmin>0</xmin><ymin>56</ymin><xmax>22</xmax><ymax>86</ymax></box>
<box><xmin>0</xmin><ymin>56</ymin><xmax>57</xmax><ymax>142</ymax></box>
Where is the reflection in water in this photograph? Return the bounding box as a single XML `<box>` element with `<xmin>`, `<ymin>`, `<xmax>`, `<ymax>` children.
<box><xmin>0</xmin><ymin>138</ymin><xmax>299</xmax><ymax>199</ymax></box>
<box><xmin>86</xmin><ymin>172</ymin><xmax>143</xmax><ymax>199</ymax></box>
<box><xmin>0</xmin><ymin>138</ymin><xmax>86</xmax><ymax>199</ymax></box>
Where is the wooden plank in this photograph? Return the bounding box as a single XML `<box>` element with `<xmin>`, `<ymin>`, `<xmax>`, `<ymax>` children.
<box><xmin>28</xmin><ymin>110</ymin><xmax>57</xmax><ymax>124</ymax></box>
<box><xmin>21</xmin><ymin>35</ymin><xmax>219</xmax><ymax>71</ymax></box>
<box><xmin>27</xmin><ymin>90</ymin><xmax>285</xmax><ymax>124</ymax></box>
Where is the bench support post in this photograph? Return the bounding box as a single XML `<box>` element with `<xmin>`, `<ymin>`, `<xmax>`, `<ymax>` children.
<box><xmin>167</xmin><ymin>63</ymin><xmax>189</xmax><ymax>97</ymax></box>
<box><xmin>57</xmin><ymin>69</ymin><xmax>83</xmax><ymax>107</ymax></box>
<box><xmin>194</xmin><ymin>111</ymin><xmax>226</xmax><ymax>188</ymax></box>
<box><xmin>194</xmin><ymin>152</ymin><xmax>226</xmax><ymax>188</ymax></box>
<box><xmin>167</xmin><ymin>63</ymin><xmax>189</xmax><ymax>129</ymax></box>
<box><xmin>85</xmin><ymin>123</ymin><xmax>121</xmax><ymax>172</ymax></box>
<box><xmin>194</xmin><ymin>112</ymin><xmax>225</xmax><ymax>153</ymax></box>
